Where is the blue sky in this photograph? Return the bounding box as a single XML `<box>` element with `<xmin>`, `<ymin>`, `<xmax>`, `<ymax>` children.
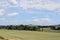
<box><xmin>0</xmin><ymin>0</ymin><xmax>60</xmax><ymax>25</ymax></box>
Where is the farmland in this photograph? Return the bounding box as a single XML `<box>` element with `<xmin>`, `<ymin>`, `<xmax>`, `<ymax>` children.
<box><xmin>0</xmin><ymin>29</ymin><xmax>60</xmax><ymax>40</ymax></box>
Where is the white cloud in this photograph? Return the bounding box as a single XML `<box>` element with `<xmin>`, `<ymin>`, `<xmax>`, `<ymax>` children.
<box><xmin>34</xmin><ymin>18</ymin><xmax>57</xmax><ymax>25</ymax></box>
<box><xmin>10</xmin><ymin>0</ymin><xmax>18</xmax><ymax>4</ymax></box>
<box><xmin>8</xmin><ymin>12</ymin><xmax>19</xmax><ymax>17</ymax></box>
<box><xmin>8</xmin><ymin>0</ymin><xmax>19</xmax><ymax>7</ymax></box>
<box><xmin>25</xmin><ymin>17</ymin><xmax>54</xmax><ymax>25</ymax></box>
<box><xmin>0</xmin><ymin>0</ymin><xmax>18</xmax><ymax>8</ymax></box>
<box><xmin>0</xmin><ymin>1</ymin><xmax>9</xmax><ymax>9</ymax></box>
<box><xmin>25</xmin><ymin>17</ymin><xmax>51</xmax><ymax>23</ymax></box>
<box><xmin>55</xmin><ymin>8</ymin><xmax>60</xmax><ymax>15</ymax></box>
<box><xmin>19</xmin><ymin>0</ymin><xmax>60</xmax><ymax>10</ymax></box>
<box><xmin>0</xmin><ymin>9</ymin><xmax>5</xmax><ymax>16</ymax></box>
<box><xmin>0</xmin><ymin>0</ymin><xmax>60</xmax><ymax>10</ymax></box>
<box><xmin>33</xmin><ymin>19</ymin><xmax>40</xmax><ymax>22</ymax></box>
<box><xmin>40</xmin><ymin>18</ymin><xmax>50</xmax><ymax>21</ymax></box>
<box><xmin>33</xmin><ymin>18</ymin><xmax>51</xmax><ymax>22</ymax></box>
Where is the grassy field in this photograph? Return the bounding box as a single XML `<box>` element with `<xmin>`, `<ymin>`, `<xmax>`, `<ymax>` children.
<box><xmin>0</xmin><ymin>29</ymin><xmax>60</xmax><ymax>40</ymax></box>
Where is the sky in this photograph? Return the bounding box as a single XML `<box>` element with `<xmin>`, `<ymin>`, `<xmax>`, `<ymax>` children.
<box><xmin>0</xmin><ymin>0</ymin><xmax>60</xmax><ymax>25</ymax></box>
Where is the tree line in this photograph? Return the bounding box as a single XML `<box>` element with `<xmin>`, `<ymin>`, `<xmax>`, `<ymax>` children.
<box><xmin>0</xmin><ymin>24</ymin><xmax>60</xmax><ymax>31</ymax></box>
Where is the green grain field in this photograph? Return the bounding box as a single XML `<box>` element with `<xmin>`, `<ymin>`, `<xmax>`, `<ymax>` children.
<box><xmin>0</xmin><ymin>29</ymin><xmax>60</xmax><ymax>40</ymax></box>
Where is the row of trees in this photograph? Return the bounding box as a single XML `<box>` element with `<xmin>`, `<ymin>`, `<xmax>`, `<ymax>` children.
<box><xmin>0</xmin><ymin>24</ymin><xmax>60</xmax><ymax>31</ymax></box>
<box><xmin>0</xmin><ymin>25</ymin><xmax>48</xmax><ymax>31</ymax></box>
<box><xmin>50</xmin><ymin>25</ymin><xmax>60</xmax><ymax>30</ymax></box>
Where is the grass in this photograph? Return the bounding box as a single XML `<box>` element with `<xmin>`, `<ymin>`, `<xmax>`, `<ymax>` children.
<box><xmin>0</xmin><ymin>29</ymin><xmax>60</xmax><ymax>40</ymax></box>
<box><xmin>40</xmin><ymin>28</ymin><xmax>60</xmax><ymax>33</ymax></box>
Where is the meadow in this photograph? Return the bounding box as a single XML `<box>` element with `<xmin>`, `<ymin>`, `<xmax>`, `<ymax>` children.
<box><xmin>0</xmin><ymin>29</ymin><xmax>60</xmax><ymax>40</ymax></box>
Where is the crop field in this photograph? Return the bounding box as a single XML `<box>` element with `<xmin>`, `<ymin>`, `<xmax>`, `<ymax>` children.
<box><xmin>0</xmin><ymin>29</ymin><xmax>60</xmax><ymax>40</ymax></box>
